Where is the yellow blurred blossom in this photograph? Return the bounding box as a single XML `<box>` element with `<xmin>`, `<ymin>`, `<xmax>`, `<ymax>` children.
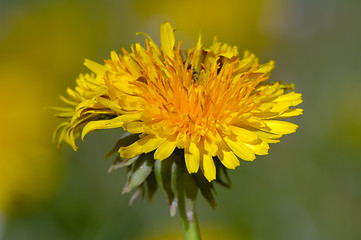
<box><xmin>0</xmin><ymin>72</ymin><xmax>62</xmax><ymax>215</ymax></box>
<box><xmin>0</xmin><ymin>2</ymin><xmax>102</xmax><ymax>215</ymax></box>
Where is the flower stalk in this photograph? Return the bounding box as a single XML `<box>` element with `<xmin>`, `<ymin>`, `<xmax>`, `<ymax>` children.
<box><xmin>178</xmin><ymin>193</ymin><xmax>201</xmax><ymax>240</ymax></box>
<box><xmin>0</xmin><ymin>211</ymin><xmax>5</xmax><ymax>240</ymax></box>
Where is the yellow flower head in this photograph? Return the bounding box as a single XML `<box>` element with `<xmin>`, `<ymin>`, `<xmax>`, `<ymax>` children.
<box><xmin>54</xmin><ymin>23</ymin><xmax>302</xmax><ymax>183</ymax></box>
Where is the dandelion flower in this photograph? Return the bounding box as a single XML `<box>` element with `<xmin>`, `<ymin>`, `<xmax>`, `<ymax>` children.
<box><xmin>53</xmin><ymin>22</ymin><xmax>303</xmax><ymax>239</ymax></box>
<box><xmin>54</xmin><ymin>23</ymin><xmax>302</xmax><ymax>183</ymax></box>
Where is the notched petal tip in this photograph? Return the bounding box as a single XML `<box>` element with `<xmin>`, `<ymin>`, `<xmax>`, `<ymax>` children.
<box><xmin>202</xmin><ymin>155</ymin><xmax>216</xmax><ymax>182</ymax></box>
<box><xmin>160</xmin><ymin>22</ymin><xmax>175</xmax><ymax>57</ymax></box>
<box><xmin>184</xmin><ymin>142</ymin><xmax>200</xmax><ymax>173</ymax></box>
<box><xmin>84</xmin><ymin>59</ymin><xmax>108</xmax><ymax>75</ymax></box>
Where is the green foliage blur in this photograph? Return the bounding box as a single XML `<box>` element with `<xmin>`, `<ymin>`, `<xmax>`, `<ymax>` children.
<box><xmin>0</xmin><ymin>0</ymin><xmax>360</xmax><ymax>239</ymax></box>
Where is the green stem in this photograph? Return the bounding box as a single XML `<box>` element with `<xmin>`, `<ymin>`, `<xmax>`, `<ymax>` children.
<box><xmin>178</xmin><ymin>201</ymin><xmax>201</xmax><ymax>240</ymax></box>
<box><xmin>0</xmin><ymin>211</ymin><xmax>5</xmax><ymax>240</ymax></box>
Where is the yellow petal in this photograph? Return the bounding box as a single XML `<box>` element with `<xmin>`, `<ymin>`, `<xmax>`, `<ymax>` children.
<box><xmin>141</xmin><ymin>136</ymin><xmax>166</xmax><ymax>153</ymax></box>
<box><xmin>110</xmin><ymin>50</ymin><xmax>120</xmax><ymax>62</ymax></box>
<box><xmin>220</xmin><ymin>46</ymin><xmax>238</xmax><ymax>58</ymax></box>
<box><xmin>273</xmin><ymin>92</ymin><xmax>303</xmax><ymax>106</ymax></box>
<box><xmin>84</xmin><ymin>59</ymin><xmax>108</xmax><ymax>75</ymax></box>
<box><xmin>219</xmin><ymin>150</ymin><xmax>239</xmax><ymax>169</ymax></box>
<box><xmin>105</xmin><ymin>71</ymin><xmax>140</xmax><ymax>96</ymax></box>
<box><xmin>217</xmin><ymin>141</ymin><xmax>240</xmax><ymax>169</ymax></box>
<box><xmin>203</xmin><ymin>138</ymin><xmax>218</xmax><ymax>156</ymax></box>
<box><xmin>81</xmin><ymin>116</ymin><xmax>125</xmax><ymax>140</ymax></box>
<box><xmin>244</xmin><ymin>140</ymin><xmax>269</xmax><ymax>155</ymax></box>
<box><xmin>60</xmin><ymin>95</ymin><xmax>77</xmax><ymax>106</ymax></box>
<box><xmin>254</xmin><ymin>60</ymin><xmax>275</xmax><ymax>74</ymax></box>
<box><xmin>81</xmin><ymin>114</ymin><xmax>139</xmax><ymax>140</ymax></box>
<box><xmin>202</xmin><ymin>154</ymin><xmax>216</xmax><ymax>182</ymax></box>
<box><xmin>278</xmin><ymin>108</ymin><xmax>303</xmax><ymax>118</ymax></box>
<box><xmin>53</xmin><ymin>122</ymin><xmax>70</xmax><ymax>145</ymax></box>
<box><xmin>123</xmin><ymin>121</ymin><xmax>144</xmax><ymax>134</ymax></box>
<box><xmin>160</xmin><ymin>22</ymin><xmax>175</xmax><ymax>57</ymax></box>
<box><xmin>224</xmin><ymin>136</ymin><xmax>255</xmax><ymax>161</ymax></box>
<box><xmin>94</xmin><ymin>97</ymin><xmax>123</xmax><ymax>113</ymax></box>
<box><xmin>118</xmin><ymin>135</ymin><xmax>165</xmax><ymax>158</ymax></box>
<box><xmin>229</xmin><ymin>126</ymin><xmax>259</xmax><ymax>143</ymax></box>
<box><xmin>154</xmin><ymin>140</ymin><xmax>176</xmax><ymax>160</ymax></box>
<box><xmin>184</xmin><ymin>141</ymin><xmax>200</xmax><ymax>173</ymax></box>
<box><xmin>264</xmin><ymin>120</ymin><xmax>298</xmax><ymax>134</ymax></box>
<box><xmin>118</xmin><ymin>140</ymin><xmax>143</xmax><ymax>158</ymax></box>
<box><xmin>252</xmin><ymin>129</ymin><xmax>282</xmax><ymax>140</ymax></box>
<box><xmin>193</xmin><ymin>33</ymin><xmax>204</xmax><ymax>73</ymax></box>
<box><xmin>135</xmin><ymin>31</ymin><xmax>162</xmax><ymax>60</ymax></box>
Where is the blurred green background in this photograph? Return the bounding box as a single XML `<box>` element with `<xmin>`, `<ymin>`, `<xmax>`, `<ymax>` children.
<box><xmin>1</xmin><ymin>0</ymin><xmax>361</xmax><ymax>239</ymax></box>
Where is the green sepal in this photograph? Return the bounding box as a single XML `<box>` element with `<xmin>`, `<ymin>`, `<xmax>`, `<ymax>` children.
<box><xmin>154</xmin><ymin>159</ymin><xmax>173</xmax><ymax>202</ymax></box>
<box><xmin>122</xmin><ymin>153</ymin><xmax>154</xmax><ymax>193</ymax></box>
<box><xmin>106</xmin><ymin>133</ymin><xmax>139</xmax><ymax>159</ymax></box>
<box><xmin>155</xmin><ymin>153</ymin><xmax>199</xmax><ymax>218</ymax></box>
<box><xmin>167</xmin><ymin>153</ymin><xmax>199</xmax><ymax>225</ymax></box>
<box><xmin>193</xmin><ymin>171</ymin><xmax>216</xmax><ymax>208</ymax></box>
<box><xmin>183</xmin><ymin>170</ymin><xmax>198</xmax><ymax>223</ymax></box>
<box><xmin>170</xmin><ymin>156</ymin><xmax>182</xmax><ymax>216</ymax></box>
<box><xmin>145</xmin><ymin>171</ymin><xmax>157</xmax><ymax>202</ymax></box>
<box><xmin>129</xmin><ymin>186</ymin><xmax>144</xmax><ymax>205</ymax></box>
<box><xmin>215</xmin><ymin>160</ymin><xmax>231</xmax><ymax>188</ymax></box>
<box><xmin>108</xmin><ymin>155</ymin><xmax>139</xmax><ymax>172</ymax></box>
<box><xmin>106</xmin><ymin>133</ymin><xmax>141</xmax><ymax>172</ymax></box>
<box><xmin>154</xmin><ymin>158</ymin><xmax>176</xmax><ymax>211</ymax></box>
